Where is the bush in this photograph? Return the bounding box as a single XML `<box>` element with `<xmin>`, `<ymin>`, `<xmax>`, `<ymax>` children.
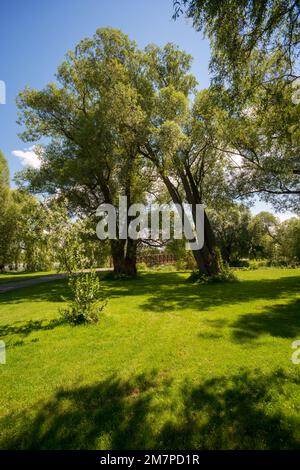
<box><xmin>188</xmin><ymin>267</ymin><xmax>237</xmax><ymax>284</ymax></box>
<box><xmin>188</xmin><ymin>250</ymin><xmax>237</xmax><ymax>284</ymax></box>
<box><xmin>175</xmin><ymin>259</ymin><xmax>187</xmax><ymax>271</ymax></box>
<box><xmin>56</xmin><ymin>226</ymin><xmax>106</xmax><ymax>325</ymax></box>
<box><xmin>247</xmin><ymin>259</ymin><xmax>268</xmax><ymax>270</ymax></box>
<box><xmin>60</xmin><ymin>270</ymin><xmax>105</xmax><ymax>325</ymax></box>
<box><xmin>230</xmin><ymin>259</ymin><xmax>250</xmax><ymax>268</ymax></box>
<box><xmin>136</xmin><ymin>262</ymin><xmax>148</xmax><ymax>271</ymax></box>
<box><xmin>175</xmin><ymin>253</ymin><xmax>196</xmax><ymax>271</ymax></box>
<box><xmin>147</xmin><ymin>264</ymin><xmax>177</xmax><ymax>272</ymax></box>
<box><xmin>230</xmin><ymin>259</ymin><xmax>269</xmax><ymax>270</ymax></box>
<box><xmin>266</xmin><ymin>257</ymin><xmax>300</xmax><ymax>268</ymax></box>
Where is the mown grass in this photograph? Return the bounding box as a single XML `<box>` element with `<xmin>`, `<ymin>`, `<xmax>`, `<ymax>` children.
<box><xmin>0</xmin><ymin>268</ymin><xmax>300</xmax><ymax>449</ymax></box>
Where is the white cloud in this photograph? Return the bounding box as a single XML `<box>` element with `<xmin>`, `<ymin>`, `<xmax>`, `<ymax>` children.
<box><xmin>276</xmin><ymin>211</ymin><xmax>298</xmax><ymax>222</ymax></box>
<box><xmin>12</xmin><ymin>146</ymin><xmax>42</xmax><ymax>169</ymax></box>
<box><xmin>251</xmin><ymin>198</ymin><xmax>298</xmax><ymax>221</ymax></box>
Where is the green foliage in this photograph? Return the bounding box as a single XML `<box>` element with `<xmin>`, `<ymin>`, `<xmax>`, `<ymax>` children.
<box><xmin>223</xmin><ymin>80</ymin><xmax>300</xmax><ymax>211</ymax></box>
<box><xmin>15</xmin><ymin>28</ymin><xmax>158</xmax><ymax>275</ymax></box>
<box><xmin>60</xmin><ymin>271</ymin><xmax>105</xmax><ymax>325</ymax></box>
<box><xmin>208</xmin><ymin>206</ymin><xmax>300</xmax><ymax>267</ymax></box>
<box><xmin>16</xmin><ymin>28</ymin><xmax>152</xmax><ymax>210</ymax></box>
<box><xmin>15</xmin><ymin>25</ymin><xmax>300</xmax><ymax>275</ymax></box>
<box><xmin>249</xmin><ymin>214</ymin><xmax>300</xmax><ymax>266</ymax></box>
<box><xmin>188</xmin><ymin>248</ymin><xmax>237</xmax><ymax>283</ymax></box>
<box><xmin>0</xmin><ymin>152</ymin><xmax>15</xmax><ymax>270</ymax></box>
<box><xmin>277</xmin><ymin>218</ymin><xmax>300</xmax><ymax>263</ymax></box>
<box><xmin>174</xmin><ymin>0</ymin><xmax>300</xmax><ymax>86</ymax></box>
<box><xmin>188</xmin><ymin>267</ymin><xmax>237</xmax><ymax>284</ymax></box>
<box><xmin>56</xmin><ymin>221</ymin><xmax>106</xmax><ymax>325</ymax></box>
<box><xmin>15</xmin><ymin>192</ymin><xmax>54</xmax><ymax>271</ymax></box>
<box><xmin>174</xmin><ymin>2</ymin><xmax>300</xmax><ymax>211</ymax></box>
<box><xmin>249</xmin><ymin>212</ymin><xmax>279</xmax><ymax>260</ymax></box>
<box><xmin>0</xmin><ymin>150</ymin><xmax>9</xmax><ymax>192</ymax></box>
<box><xmin>16</xmin><ymin>28</ymin><xmax>230</xmax><ymax>277</ymax></box>
<box><xmin>136</xmin><ymin>262</ymin><xmax>148</xmax><ymax>271</ymax></box>
<box><xmin>0</xmin><ymin>195</ymin><xmax>18</xmax><ymax>271</ymax></box>
<box><xmin>0</xmin><ymin>183</ymin><xmax>64</xmax><ymax>272</ymax></box>
<box><xmin>229</xmin><ymin>259</ymin><xmax>251</xmax><ymax>268</ymax></box>
<box><xmin>166</xmin><ymin>238</ymin><xmax>197</xmax><ymax>270</ymax></box>
<box><xmin>208</xmin><ymin>204</ymin><xmax>253</xmax><ymax>263</ymax></box>
<box><xmin>247</xmin><ymin>259</ymin><xmax>268</xmax><ymax>270</ymax></box>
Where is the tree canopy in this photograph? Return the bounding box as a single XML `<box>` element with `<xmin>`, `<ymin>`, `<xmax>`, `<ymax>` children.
<box><xmin>173</xmin><ymin>0</ymin><xmax>300</xmax><ymax>85</ymax></box>
<box><xmin>15</xmin><ymin>25</ymin><xmax>300</xmax><ymax>276</ymax></box>
<box><xmin>173</xmin><ymin>1</ymin><xmax>300</xmax><ymax>212</ymax></box>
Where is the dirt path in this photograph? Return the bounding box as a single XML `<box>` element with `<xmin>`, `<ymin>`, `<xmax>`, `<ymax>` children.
<box><xmin>0</xmin><ymin>268</ymin><xmax>112</xmax><ymax>294</ymax></box>
<box><xmin>0</xmin><ymin>274</ymin><xmax>67</xmax><ymax>294</ymax></box>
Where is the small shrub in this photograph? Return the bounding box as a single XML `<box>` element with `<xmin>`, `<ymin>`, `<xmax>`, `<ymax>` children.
<box><xmin>248</xmin><ymin>259</ymin><xmax>268</xmax><ymax>270</ymax></box>
<box><xmin>54</xmin><ymin>224</ymin><xmax>107</xmax><ymax>325</ymax></box>
<box><xmin>137</xmin><ymin>262</ymin><xmax>148</xmax><ymax>271</ymax></box>
<box><xmin>266</xmin><ymin>257</ymin><xmax>300</xmax><ymax>268</ymax></box>
<box><xmin>230</xmin><ymin>259</ymin><xmax>270</xmax><ymax>270</ymax></box>
<box><xmin>230</xmin><ymin>259</ymin><xmax>250</xmax><ymax>268</ymax></box>
<box><xmin>188</xmin><ymin>262</ymin><xmax>237</xmax><ymax>284</ymax></box>
<box><xmin>175</xmin><ymin>255</ymin><xmax>196</xmax><ymax>271</ymax></box>
<box><xmin>149</xmin><ymin>264</ymin><xmax>177</xmax><ymax>272</ymax></box>
<box><xmin>60</xmin><ymin>270</ymin><xmax>106</xmax><ymax>325</ymax></box>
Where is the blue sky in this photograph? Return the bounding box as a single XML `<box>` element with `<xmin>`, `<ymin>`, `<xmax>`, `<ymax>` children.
<box><xmin>0</xmin><ymin>0</ymin><xmax>294</xmax><ymax>218</ymax></box>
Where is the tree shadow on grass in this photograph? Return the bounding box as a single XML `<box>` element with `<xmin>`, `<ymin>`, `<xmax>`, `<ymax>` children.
<box><xmin>159</xmin><ymin>368</ymin><xmax>300</xmax><ymax>450</ymax></box>
<box><xmin>231</xmin><ymin>298</ymin><xmax>300</xmax><ymax>342</ymax></box>
<box><xmin>139</xmin><ymin>273</ymin><xmax>300</xmax><ymax>314</ymax></box>
<box><xmin>0</xmin><ymin>272</ymin><xmax>179</xmax><ymax>305</ymax></box>
<box><xmin>1</xmin><ymin>272</ymin><xmax>299</xmax><ymax>312</ymax></box>
<box><xmin>0</xmin><ymin>318</ymin><xmax>65</xmax><ymax>339</ymax></box>
<box><xmin>0</xmin><ymin>279</ymin><xmax>71</xmax><ymax>305</ymax></box>
<box><xmin>0</xmin><ymin>370</ymin><xmax>163</xmax><ymax>450</ymax></box>
<box><xmin>1</xmin><ymin>368</ymin><xmax>299</xmax><ymax>450</ymax></box>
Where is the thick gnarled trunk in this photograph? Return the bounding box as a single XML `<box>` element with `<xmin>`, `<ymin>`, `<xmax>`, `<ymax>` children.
<box><xmin>190</xmin><ymin>211</ymin><xmax>221</xmax><ymax>276</ymax></box>
<box><xmin>162</xmin><ymin>174</ymin><xmax>221</xmax><ymax>276</ymax></box>
<box><xmin>110</xmin><ymin>238</ymin><xmax>137</xmax><ymax>276</ymax></box>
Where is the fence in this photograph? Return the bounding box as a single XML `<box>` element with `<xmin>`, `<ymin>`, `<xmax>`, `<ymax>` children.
<box><xmin>137</xmin><ymin>254</ymin><xmax>176</xmax><ymax>266</ymax></box>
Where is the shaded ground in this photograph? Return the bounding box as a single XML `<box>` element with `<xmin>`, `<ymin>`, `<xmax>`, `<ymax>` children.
<box><xmin>1</xmin><ymin>368</ymin><xmax>299</xmax><ymax>450</ymax></box>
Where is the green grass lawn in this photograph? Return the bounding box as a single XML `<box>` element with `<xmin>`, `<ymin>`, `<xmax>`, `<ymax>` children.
<box><xmin>0</xmin><ymin>271</ymin><xmax>55</xmax><ymax>284</ymax></box>
<box><xmin>1</xmin><ymin>268</ymin><xmax>300</xmax><ymax>449</ymax></box>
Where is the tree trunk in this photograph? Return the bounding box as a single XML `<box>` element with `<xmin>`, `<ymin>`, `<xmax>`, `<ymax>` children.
<box><xmin>124</xmin><ymin>238</ymin><xmax>137</xmax><ymax>276</ymax></box>
<box><xmin>110</xmin><ymin>239</ymin><xmax>125</xmax><ymax>275</ymax></box>
<box><xmin>162</xmin><ymin>174</ymin><xmax>221</xmax><ymax>276</ymax></box>
<box><xmin>191</xmin><ymin>211</ymin><xmax>221</xmax><ymax>276</ymax></box>
<box><xmin>181</xmin><ymin>167</ymin><xmax>221</xmax><ymax>276</ymax></box>
<box><xmin>110</xmin><ymin>238</ymin><xmax>137</xmax><ymax>276</ymax></box>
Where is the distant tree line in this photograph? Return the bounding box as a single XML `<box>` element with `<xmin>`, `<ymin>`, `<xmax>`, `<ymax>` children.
<box><xmin>0</xmin><ymin>151</ymin><xmax>109</xmax><ymax>272</ymax></box>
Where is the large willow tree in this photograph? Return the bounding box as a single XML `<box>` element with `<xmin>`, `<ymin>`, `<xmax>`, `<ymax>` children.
<box><xmin>17</xmin><ymin>29</ymin><xmax>153</xmax><ymax>276</ymax></box>
<box><xmin>18</xmin><ymin>28</ymin><xmax>232</xmax><ymax>277</ymax></box>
